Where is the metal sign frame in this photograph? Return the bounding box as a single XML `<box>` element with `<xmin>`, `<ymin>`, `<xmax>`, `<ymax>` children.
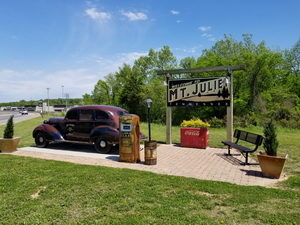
<box><xmin>157</xmin><ymin>65</ymin><xmax>245</xmax><ymax>144</ymax></box>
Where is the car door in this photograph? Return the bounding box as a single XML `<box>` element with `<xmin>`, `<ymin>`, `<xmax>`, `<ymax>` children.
<box><xmin>64</xmin><ymin>108</ymin><xmax>80</xmax><ymax>140</ymax></box>
<box><xmin>75</xmin><ymin>109</ymin><xmax>95</xmax><ymax>140</ymax></box>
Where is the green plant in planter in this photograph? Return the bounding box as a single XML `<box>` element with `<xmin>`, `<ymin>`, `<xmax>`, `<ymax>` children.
<box><xmin>3</xmin><ymin>115</ymin><xmax>14</xmax><ymax>139</ymax></box>
<box><xmin>263</xmin><ymin>120</ymin><xmax>278</xmax><ymax>156</ymax></box>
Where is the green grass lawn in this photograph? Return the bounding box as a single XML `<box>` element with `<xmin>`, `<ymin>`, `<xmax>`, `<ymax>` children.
<box><xmin>1</xmin><ymin>117</ymin><xmax>300</xmax><ymax>223</ymax></box>
<box><xmin>0</xmin><ymin>154</ymin><xmax>300</xmax><ymax>224</ymax></box>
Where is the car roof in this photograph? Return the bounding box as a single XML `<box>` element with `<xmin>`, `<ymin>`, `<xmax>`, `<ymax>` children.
<box><xmin>69</xmin><ymin>105</ymin><xmax>127</xmax><ymax>113</ymax></box>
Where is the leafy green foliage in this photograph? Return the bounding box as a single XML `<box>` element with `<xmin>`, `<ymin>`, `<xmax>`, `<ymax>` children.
<box><xmin>263</xmin><ymin>120</ymin><xmax>279</xmax><ymax>156</ymax></box>
<box><xmin>86</xmin><ymin>46</ymin><xmax>177</xmax><ymax>121</ymax></box>
<box><xmin>3</xmin><ymin>115</ymin><xmax>14</xmax><ymax>139</ymax></box>
<box><xmin>81</xmin><ymin>35</ymin><xmax>300</xmax><ymax>126</ymax></box>
<box><xmin>92</xmin><ymin>80</ymin><xmax>111</xmax><ymax>105</ymax></box>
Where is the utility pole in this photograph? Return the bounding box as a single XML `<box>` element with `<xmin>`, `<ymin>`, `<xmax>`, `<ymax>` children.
<box><xmin>65</xmin><ymin>93</ymin><xmax>69</xmax><ymax>109</ymax></box>
<box><xmin>47</xmin><ymin>88</ymin><xmax>50</xmax><ymax>113</ymax></box>
<box><xmin>61</xmin><ymin>85</ymin><xmax>64</xmax><ymax>102</ymax></box>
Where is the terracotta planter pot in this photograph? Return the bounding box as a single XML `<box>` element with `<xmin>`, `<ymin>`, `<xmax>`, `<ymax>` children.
<box><xmin>180</xmin><ymin>127</ymin><xmax>209</xmax><ymax>149</ymax></box>
<box><xmin>0</xmin><ymin>137</ymin><xmax>21</xmax><ymax>153</ymax></box>
<box><xmin>257</xmin><ymin>152</ymin><xmax>287</xmax><ymax>179</ymax></box>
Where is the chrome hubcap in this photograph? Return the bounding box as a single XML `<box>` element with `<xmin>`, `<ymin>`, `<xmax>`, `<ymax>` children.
<box><xmin>100</xmin><ymin>140</ymin><xmax>106</xmax><ymax>148</ymax></box>
<box><xmin>39</xmin><ymin>136</ymin><xmax>44</xmax><ymax>143</ymax></box>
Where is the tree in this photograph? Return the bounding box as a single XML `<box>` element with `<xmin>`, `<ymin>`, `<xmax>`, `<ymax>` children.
<box><xmin>196</xmin><ymin>34</ymin><xmax>283</xmax><ymax>112</ymax></box>
<box><xmin>92</xmin><ymin>80</ymin><xmax>111</xmax><ymax>105</ymax></box>
<box><xmin>118</xmin><ymin>64</ymin><xmax>146</xmax><ymax>116</ymax></box>
<box><xmin>4</xmin><ymin>115</ymin><xmax>14</xmax><ymax>138</ymax></box>
<box><xmin>134</xmin><ymin>46</ymin><xmax>177</xmax><ymax>80</ymax></box>
<box><xmin>82</xmin><ymin>94</ymin><xmax>94</xmax><ymax>105</ymax></box>
<box><xmin>263</xmin><ymin>120</ymin><xmax>278</xmax><ymax>156</ymax></box>
<box><xmin>284</xmin><ymin>38</ymin><xmax>300</xmax><ymax>76</ymax></box>
<box><xmin>284</xmin><ymin>39</ymin><xmax>300</xmax><ymax>97</ymax></box>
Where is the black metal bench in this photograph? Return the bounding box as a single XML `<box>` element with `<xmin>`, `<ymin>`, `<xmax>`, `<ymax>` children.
<box><xmin>221</xmin><ymin>129</ymin><xmax>264</xmax><ymax>165</ymax></box>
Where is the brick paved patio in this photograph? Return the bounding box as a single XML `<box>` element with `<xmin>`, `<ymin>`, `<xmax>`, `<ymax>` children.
<box><xmin>11</xmin><ymin>143</ymin><xmax>287</xmax><ymax>187</ymax></box>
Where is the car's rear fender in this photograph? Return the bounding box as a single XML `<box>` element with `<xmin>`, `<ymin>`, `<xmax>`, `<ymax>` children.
<box><xmin>90</xmin><ymin>126</ymin><xmax>119</xmax><ymax>144</ymax></box>
<box><xmin>33</xmin><ymin>124</ymin><xmax>64</xmax><ymax>141</ymax></box>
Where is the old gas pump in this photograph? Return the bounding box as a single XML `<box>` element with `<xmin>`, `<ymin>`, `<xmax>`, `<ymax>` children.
<box><xmin>119</xmin><ymin>114</ymin><xmax>140</xmax><ymax>163</ymax></box>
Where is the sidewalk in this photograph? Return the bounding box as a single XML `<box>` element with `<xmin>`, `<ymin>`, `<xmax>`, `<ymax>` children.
<box><xmin>10</xmin><ymin>144</ymin><xmax>287</xmax><ymax>187</ymax></box>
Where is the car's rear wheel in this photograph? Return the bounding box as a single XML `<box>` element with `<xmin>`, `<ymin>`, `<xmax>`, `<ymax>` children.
<box><xmin>94</xmin><ymin>137</ymin><xmax>111</xmax><ymax>154</ymax></box>
<box><xmin>35</xmin><ymin>132</ymin><xmax>49</xmax><ymax>148</ymax></box>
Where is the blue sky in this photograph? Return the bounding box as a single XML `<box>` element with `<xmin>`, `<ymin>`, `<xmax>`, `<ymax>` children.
<box><xmin>0</xmin><ymin>0</ymin><xmax>299</xmax><ymax>103</ymax></box>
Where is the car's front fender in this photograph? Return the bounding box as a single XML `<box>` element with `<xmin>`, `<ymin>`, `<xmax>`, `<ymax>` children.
<box><xmin>90</xmin><ymin>126</ymin><xmax>119</xmax><ymax>144</ymax></box>
<box><xmin>33</xmin><ymin>124</ymin><xmax>64</xmax><ymax>141</ymax></box>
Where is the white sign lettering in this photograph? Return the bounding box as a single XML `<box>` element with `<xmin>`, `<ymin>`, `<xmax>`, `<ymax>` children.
<box><xmin>168</xmin><ymin>77</ymin><xmax>230</xmax><ymax>104</ymax></box>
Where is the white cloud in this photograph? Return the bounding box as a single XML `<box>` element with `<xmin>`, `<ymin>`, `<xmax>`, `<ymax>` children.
<box><xmin>0</xmin><ymin>69</ymin><xmax>97</xmax><ymax>102</ymax></box>
<box><xmin>122</xmin><ymin>11</ymin><xmax>148</xmax><ymax>21</ymax></box>
<box><xmin>119</xmin><ymin>52</ymin><xmax>147</xmax><ymax>64</ymax></box>
<box><xmin>85</xmin><ymin>7</ymin><xmax>111</xmax><ymax>22</ymax></box>
<box><xmin>201</xmin><ymin>33</ymin><xmax>216</xmax><ymax>42</ymax></box>
<box><xmin>170</xmin><ymin>10</ymin><xmax>180</xmax><ymax>15</ymax></box>
<box><xmin>0</xmin><ymin>51</ymin><xmax>147</xmax><ymax>102</ymax></box>
<box><xmin>175</xmin><ymin>45</ymin><xmax>203</xmax><ymax>55</ymax></box>
<box><xmin>201</xmin><ymin>33</ymin><xmax>212</xmax><ymax>38</ymax></box>
<box><xmin>198</xmin><ymin>26</ymin><xmax>212</xmax><ymax>32</ymax></box>
<box><xmin>94</xmin><ymin>52</ymin><xmax>147</xmax><ymax>72</ymax></box>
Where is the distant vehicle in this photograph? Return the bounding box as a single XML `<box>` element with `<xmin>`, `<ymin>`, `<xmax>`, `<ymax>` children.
<box><xmin>32</xmin><ymin>105</ymin><xmax>129</xmax><ymax>153</ymax></box>
<box><xmin>20</xmin><ymin>109</ymin><xmax>28</xmax><ymax>115</ymax></box>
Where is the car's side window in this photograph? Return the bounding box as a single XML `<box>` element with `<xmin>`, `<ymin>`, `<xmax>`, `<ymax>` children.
<box><xmin>65</xmin><ymin>109</ymin><xmax>78</xmax><ymax>120</ymax></box>
<box><xmin>79</xmin><ymin>110</ymin><xmax>93</xmax><ymax>121</ymax></box>
<box><xmin>95</xmin><ymin>110</ymin><xmax>109</xmax><ymax>120</ymax></box>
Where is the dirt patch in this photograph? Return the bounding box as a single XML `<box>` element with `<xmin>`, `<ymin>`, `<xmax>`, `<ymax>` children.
<box><xmin>30</xmin><ymin>186</ymin><xmax>47</xmax><ymax>199</ymax></box>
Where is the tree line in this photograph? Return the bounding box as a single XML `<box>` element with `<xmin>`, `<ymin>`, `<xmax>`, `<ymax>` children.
<box><xmin>0</xmin><ymin>98</ymin><xmax>82</xmax><ymax>107</ymax></box>
<box><xmin>83</xmin><ymin>34</ymin><xmax>300</xmax><ymax>128</ymax></box>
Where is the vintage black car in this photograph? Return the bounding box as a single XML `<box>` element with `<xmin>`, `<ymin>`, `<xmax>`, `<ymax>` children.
<box><xmin>32</xmin><ymin>105</ymin><xmax>128</xmax><ymax>153</ymax></box>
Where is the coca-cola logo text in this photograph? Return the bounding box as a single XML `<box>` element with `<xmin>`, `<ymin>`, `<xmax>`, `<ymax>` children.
<box><xmin>184</xmin><ymin>130</ymin><xmax>199</xmax><ymax>136</ymax></box>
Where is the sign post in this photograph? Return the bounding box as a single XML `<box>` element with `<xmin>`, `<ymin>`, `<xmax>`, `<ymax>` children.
<box><xmin>226</xmin><ymin>70</ymin><xmax>233</xmax><ymax>142</ymax></box>
<box><xmin>166</xmin><ymin>73</ymin><xmax>172</xmax><ymax>144</ymax></box>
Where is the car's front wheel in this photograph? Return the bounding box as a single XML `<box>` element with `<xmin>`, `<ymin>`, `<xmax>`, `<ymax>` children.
<box><xmin>94</xmin><ymin>137</ymin><xmax>111</xmax><ymax>154</ymax></box>
<box><xmin>35</xmin><ymin>132</ymin><xmax>49</xmax><ymax>148</ymax></box>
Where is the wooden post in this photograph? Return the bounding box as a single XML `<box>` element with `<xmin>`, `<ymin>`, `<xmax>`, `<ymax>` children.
<box><xmin>166</xmin><ymin>74</ymin><xmax>172</xmax><ymax>144</ymax></box>
<box><xmin>166</xmin><ymin>107</ymin><xmax>172</xmax><ymax>144</ymax></box>
<box><xmin>226</xmin><ymin>70</ymin><xmax>233</xmax><ymax>142</ymax></box>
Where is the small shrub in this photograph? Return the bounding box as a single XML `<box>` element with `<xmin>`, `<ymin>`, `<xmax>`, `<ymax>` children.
<box><xmin>3</xmin><ymin>115</ymin><xmax>14</xmax><ymax>139</ymax></box>
<box><xmin>233</xmin><ymin>115</ymin><xmax>257</xmax><ymax>128</ymax></box>
<box><xmin>180</xmin><ymin>118</ymin><xmax>210</xmax><ymax>128</ymax></box>
<box><xmin>208</xmin><ymin>117</ymin><xmax>226</xmax><ymax>128</ymax></box>
<box><xmin>263</xmin><ymin>120</ymin><xmax>278</xmax><ymax>156</ymax></box>
<box><xmin>273</xmin><ymin>107</ymin><xmax>292</xmax><ymax>120</ymax></box>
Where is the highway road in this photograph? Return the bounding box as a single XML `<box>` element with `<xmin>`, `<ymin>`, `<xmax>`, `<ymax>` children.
<box><xmin>0</xmin><ymin>111</ymin><xmax>40</xmax><ymax>125</ymax></box>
